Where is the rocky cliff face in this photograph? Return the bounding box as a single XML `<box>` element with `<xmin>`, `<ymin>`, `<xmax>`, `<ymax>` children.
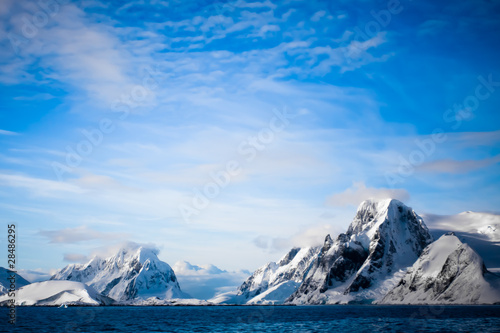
<box><xmin>51</xmin><ymin>246</ymin><xmax>188</xmax><ymax>302</ymax></box>
<box><xmin>287</xmin><ymin>199</ymin><xmax>433</xmax><ymax>304</ymax></box>
<box><xmin>380</xmin><ymin>233</ymin><xmax>500</xmax><ymax>304</ymax></box>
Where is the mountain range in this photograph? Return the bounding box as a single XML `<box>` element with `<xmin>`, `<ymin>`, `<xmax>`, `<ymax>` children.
<box><xmin>213</xmin><ymin>199</ymin><xmax>500</xmax><ymax>305</ymax></box>
<box><xmin>1</xmin><ymin>198</ymin><xmax>499</xmax><ymax>306</ymax></box>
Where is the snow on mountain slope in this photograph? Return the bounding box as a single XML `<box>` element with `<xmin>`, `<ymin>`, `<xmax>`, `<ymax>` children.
<box><xmin>380</xmin><ymin>233</ymin><xmax>500</xmax><ymax>304</ymax></box>
<box><xmin>0</xmin><ymin>280</ymin><xmax>113</xmax><ymax>306</ymax></box>
<box><xmin>246</xmin><ymin>280</ymin><xmax>301</xmax><ymax>305</ymax></box>
<box><xmin>213</xmin><ymin>246</ymin><xmax>319</xmax><ymax>304</ymax></box>
<box><xmin>51</xmin><ymin>245</ymin><xmax>188</xmax><ymax>302</ymax></box>
<box><xmin>287</xmin><ymin>199</ymin><xmax>433</xmax><ymax>304</ymax></box>
<box><xmin>0</xmin><ymin>267</ymin><xmax>30</xmax><ymax>295</ymax></box>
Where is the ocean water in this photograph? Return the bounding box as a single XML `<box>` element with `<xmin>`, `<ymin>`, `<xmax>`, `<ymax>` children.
<box><xmin>2</xmin><ymin>305</ymin><xmax>500</xmax><ymax>332</ymax></box>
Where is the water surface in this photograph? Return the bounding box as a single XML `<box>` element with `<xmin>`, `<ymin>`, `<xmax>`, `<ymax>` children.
<box><xmin>2</xmin><ymin>305</ymin><xmax>500</xmax><ymax>332</ymax></box>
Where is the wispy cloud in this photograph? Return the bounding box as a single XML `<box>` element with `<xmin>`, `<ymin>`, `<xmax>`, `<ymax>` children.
<box><xmin>38</xmin><ymin>225</ymin><xmax>128</xmax><ymax>244</ymax></box>
<box><xmin>254</xmin><ymin>223</ymin><xmax>345</xmax><ymax>252</ymax></box>
<box><xmin>0</xmin><ymin>173</ymin><xmax>85</xmax><ymax>196</ymax></box>
<box><xmin>417</xmin><ymin>19</ymin><xmax>450</xmax><ymax>36</ymax></box>
<box><xmin>417</xmin><ymin>155</ymin><xmax>500</xmax><ymax>174</ymax></box>
<box><xmin>311</xmin><ymin>10</ymin><xmax>327</xmax><ymax>22</ymax></box>
<box><xmin>63</xmin><ymin>253</ymin><xmax>89</xmax><ymax>263</ymax></box>
<box><xmin>327</xmin><ymin>182</ymin><xmax>410</xmax><ymax>207</ymax></box>
<box><xmin>0</xmin><ymin>129</ymin><xmax>19</xmax><ymax>136</ymax></box>
<box><xmin>172</xmin><ymin>260</ymin><xmax>250</xmax><ymax>299</ymax></box>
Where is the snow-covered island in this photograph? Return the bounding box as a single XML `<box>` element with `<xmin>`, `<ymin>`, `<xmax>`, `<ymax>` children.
<box><xmin>1</xmin><ymin>199</ymin><xmax>499</xmax><ymax>306</ymax></box>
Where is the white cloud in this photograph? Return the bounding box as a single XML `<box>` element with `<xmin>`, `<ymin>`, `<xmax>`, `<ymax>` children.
<box><xmin>448</xmin><ymin>130</ymin><xmax>500</xmax><ymax>148</ymax></box>
<box><xmin>311</xmin><ymin>10</ymin><xmax>326</xmax><ymax>22</ymax></box>
<box><xmin>254</xmin><ymin>223</ymin><xmax>345</xmax><ymax>251</ymax></box>
<box><xmin>422</xmin><ymin>211</ymin><xmax>500</xmax><ymax>242</ymax></box>
<box><xmin>0</xmin><ymin>129</ymin><xmax>18</xmax><ymax>135</ymax></box>
<box><xmin>418</xmin><ymin>19</ymin><xmax>450</xmax><ymax>36</ymax></box>
<box><xmin>13</xmin><ymin>93</ymin><xmax>56</xmax><ymax>101</ymax></box>
<box><xmin>17</xmin><ymin>269</ymin><xmax>52</xmax><ymax>283</ymax></box>
<box><xmin>251</xmin><ymin>24</ymin><xmax>280</xmax><ymax>38</ymax></box>
<box><xmin>172</xmin><ymin>261</ymin><xmax>226</xmax><ymax>276</ymax></box>
<box><xmin>327</xmin><ymin>182</ymin><xmax>410</xmax><ymax>207</ymax></box>
<box><xmin>172</xmin><ymin>260</ymin><xmax>250</xmax><ymax>300</ymax></box>
<box><xmin>63</xmin><ymin>253</ymin><xmax>89</xmax><ymax>263</ymax></box>
<box><xmin>38</xmin><ymin>225</ymin><xmax>128</xmax><ymax>244</ymax></box>
<box><xmin>81</xmin><ymin>241</ymin><xmax>161</xmax><ymax>261</ymax></box>
<box><xmin>417</xmin><ymin>155</ymin><xmax>500</xmax><ymax>174</ymax></box>
<box><xmin>2</xmin><ymin>3</ymin><xmax>144</xmax><ymax>107</ymax></box>
<box><xmin>234</xmin><ymin>0</ymin><xmax>277</xmax><ymax>10</ymax></box>
<box><xmin>0</xmin><ymin>173</ymin><xmax>85</xmax><ymax>196</ymax></box>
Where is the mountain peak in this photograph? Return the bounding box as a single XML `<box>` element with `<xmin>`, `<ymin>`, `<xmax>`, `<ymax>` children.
<box><xmin>288</xmin><ymin>198</ymin><xmax>433</xmax><ymax>304</ymax></box>
<box><xmin>324</xmin><ymin>234</ymin><xmax>333</xmax><ymax>245</ymax></box>
<box><xmin>348</xmin><ymin>198</ymin><xmax>427</xmax><ymax>242</ymax></box>
<box><xmin>102</xmin><ymin>245</ymin><xmax>160</xmax><ymax>267</ymax></box>
<box><xmin>51</xmin><ymin>245</ymin><xmax>187</xmax><ymax>302</ymax></box>
<box><xmin>356</xmin><ymin>198</ymin><xmax>405</xmax><ymax>213</ymax></box>
<box><xmin>134</xmin><ymin>246</ymin><xmax>160</xmax><ymax>263</ymax></box>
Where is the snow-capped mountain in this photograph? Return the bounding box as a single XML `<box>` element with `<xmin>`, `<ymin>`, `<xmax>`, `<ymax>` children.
<box><xmin>51</xmin><ymin>246</ymin><xmax>189</xmax><ymax>302</ymax></box>
<box><xmin>223</xmin><ymin>246</ymin><xmax>319</xmax><ymax>304</ymax></box>
<box><xmin>380</xmin><ymin>233</ymin><xmax>500</xmax><ymax>304</ymax></box>
<box><xmin>224</xmin><ymin>199</ymin><xmax>433</xmax><ymax>305</ymax></box>
<box><xmin>0</xmin><ymin>267</ymin><xmax>30</xmax><ymax>295</ymax></box>
<box><xmin>287</xmin><ymin>199</ymin><xmax>433</xmax><ymax>304</ymax></box>
<box><xmin>0</xmin><ymin>280</ymin><xmax>113</xmax><ymax>306</ymax></box>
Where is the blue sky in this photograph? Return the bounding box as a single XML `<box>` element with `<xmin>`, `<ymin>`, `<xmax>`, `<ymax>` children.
<box><xmin>0</xmin><ymin>0</ymin><xmax>499</xmax><ymax>273</ymax></box>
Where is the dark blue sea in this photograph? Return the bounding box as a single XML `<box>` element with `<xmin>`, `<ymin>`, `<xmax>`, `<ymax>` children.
<box><xmin>2</xmin><ymin>305</ymin><xmax>500</xmax><ymax>332</ymax></box>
